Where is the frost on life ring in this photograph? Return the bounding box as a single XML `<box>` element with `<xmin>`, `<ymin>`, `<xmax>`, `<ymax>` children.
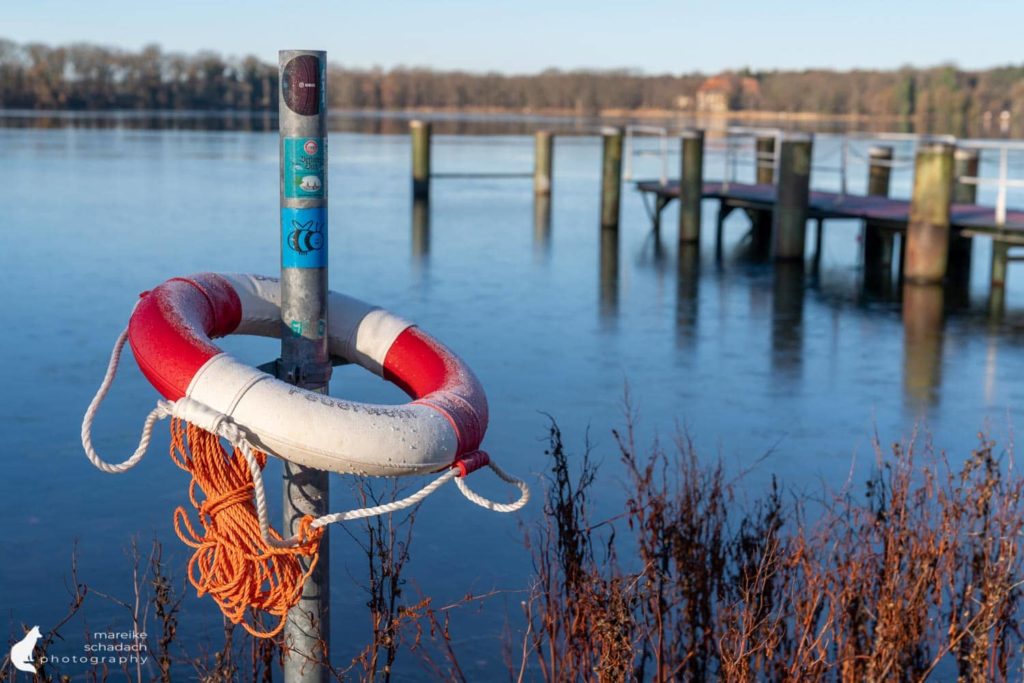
<box><xmin>127</xmin><ymin>272</ymin><xmax>487</xmax><ymax>476</ymax></box>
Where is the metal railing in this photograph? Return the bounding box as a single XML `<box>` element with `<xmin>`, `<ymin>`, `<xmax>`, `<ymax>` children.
<box><xmin>812</xmin><ymin>132</ymin><xmax>935</xmax><ymax>198</ymax></box>
<box><xmin>956</xmin><ymin>140</ymin><xmax>1024</xmax><ymax>226</ymax></box>
<box><xmin>623</xmin><ymin>124</ymin><xmax>670</xmax><ymax>185</ymax></box>
<box><xmin>718</xmin><ymin>127</ymin><xmax>781</xmax><ymax>191</ymax></box>
<box><xmin>624</xmin><ymin>126</ymin><xmax>1024</xmax><ymax>226</ymax></box>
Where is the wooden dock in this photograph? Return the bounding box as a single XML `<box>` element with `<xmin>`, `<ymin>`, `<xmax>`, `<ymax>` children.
<box><xmin>636</xmin><ymin>180</ymin><xmax>1024</xmax><ymax>237</ymax></box>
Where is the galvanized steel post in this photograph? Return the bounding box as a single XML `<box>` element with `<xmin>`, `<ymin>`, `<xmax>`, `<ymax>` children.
<box><xmin>600</xmin><ymin>126</ymin><xmax>624</xmax><ymax>231</ymax></box>
<box><xmin>904</xmin><ymin>141</ymin><xmax>955</xmax><ymax>284</ymax></box>
<box><xmin>678</xmin><ymin>129</ymin><xmax>704</xmax><ymax>244</ymax></box>
<box><xmin>411</xmin><ymin>120</ymin><xmax>431</xmax><ymax>201</ymax></box>
<box><xmin>771</xmin><ymin>134</ymin><xmax>813</xmax><ymax>261</ymax></box>
<box><xmin>279</xmin><ymin>48</ymin><xmax>331</xmax><ymax>683</ymax></box>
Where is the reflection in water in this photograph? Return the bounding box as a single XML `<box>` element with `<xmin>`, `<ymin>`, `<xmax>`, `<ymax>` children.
<box><xmin>902</xmin><ymin>284</ymin><xmax>945</xmax><ymax>410</ymax></box>
<box><xmin>989</xmin><ymin>285</ymin><xmax>1006</xmax><ymax>322</ymax></box>
<box><xmin>772</xmin><ymin>262</ymin><xmax>805</xmax><ymax>379</ymax></box>
<box><xmin>638</xmin><ymin>229</ymin><xmax>669</xmax><ymax>274</ymax></box>
<box><xmin>862</xmin><ymin>231</ymin><xmax>896</xmax><ymax>300</ymax></box>
<box><xmin>676</xmin><ymin>243</ymin><xmax>700</xmax><ymax>345</ymax></box>
<box><xmin>599</xmin><ymin>227</ymin><xmax>619</xmax><ymax>324</ymax></box>
<box><xmin>533</xmin><ymin>194</ymin><xmax>551</xmax><ymax>259</ymax></box>
<box><xmin>411</xmin><ymin>199</ymin><xmax>430</xmax><ymax>263</ymax></box>
<box><xmin>748</xmin><ymin>209</ymin><xmax>773</xmax><ymax>262</ymax></box>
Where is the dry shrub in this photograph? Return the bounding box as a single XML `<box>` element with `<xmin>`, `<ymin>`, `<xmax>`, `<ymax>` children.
<box><xmin>519</xmin><ymin>417</ymin><xmax>1024</xmax><ymax>682</ymax></box>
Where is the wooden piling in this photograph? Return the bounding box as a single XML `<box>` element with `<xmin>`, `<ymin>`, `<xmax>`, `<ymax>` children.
<box><xmin>534</xmin><ymin>130</ymin><xmax>553</xmax><ymax>196</ymax></box>
<box><xmin>948</xmin><ymin>148</ymin><xmax>980</xmax><ymax>285</ymax></box>
<box><xmin>868</xmin><ymin>145</ymin><xmax>893</xmax><ymax>196</ymax></box>
<box><xmin>904</xmin><ymin>141</ymin><xmax>954</xmax><ymax>284</ymax></box>
<box><xmin>678</xmin><ymin>129</ymin><xmax>704</xmax><ymax>244</ymax></box>
<box><xmin>600</xmin><ymin>127</ymin><xmax>624</xmax><ymax>231</ymax></box>
<box><xmin>756</xmin><ymin>134</ymin><xmax>775</xmax><ymax>185</ymax></box>
<box><xmin>411</xmin><ymin>120</ymin><xmax>431</xmax><ymax>201</ymax></box>
<box><xmin>771</xmin><ymin>134</ymin><xmax>813</xmax><ymax>261</ymax></box>
<box><xmin>863</xmin><ymin>146</ymin><xmax>894</xmax><ymax>290</ymax></box>
<box><xmin>749</xmin><ymin>134</ymin><xmax>776</xmax><ymax>258</ymax></box>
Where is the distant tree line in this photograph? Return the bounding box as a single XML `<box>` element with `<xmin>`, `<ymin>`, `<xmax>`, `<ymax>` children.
<box><xmin>3</xmin><ymin>38</ymin><xmax>1024</xmax><ymax>133</ymax></box>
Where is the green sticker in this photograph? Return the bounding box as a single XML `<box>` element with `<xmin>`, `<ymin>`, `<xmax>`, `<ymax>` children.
<box><xmin>283</xmin><ymin>137</ymin><xmax>325</xmax><ymax>198</ymax></box>
<box><xmin>290</xmin><ymin>320</ymin><xmax>303</xmax><ymax>336</ymax></box>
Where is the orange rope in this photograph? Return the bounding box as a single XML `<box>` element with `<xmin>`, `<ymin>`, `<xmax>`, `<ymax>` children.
<box><xmin>168</xmin><ymin>418</ymin><xmax>324</xmax><ymax>638</ymax></box>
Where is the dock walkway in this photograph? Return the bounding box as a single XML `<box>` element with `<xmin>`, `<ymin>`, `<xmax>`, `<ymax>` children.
<box><xmin>636</xmin><ymin>180</ymin><xmax>1024</xmax><ymax>237</ymax></box>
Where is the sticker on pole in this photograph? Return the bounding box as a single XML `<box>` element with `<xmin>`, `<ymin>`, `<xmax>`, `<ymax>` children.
<box><xmin>281</xmin><ymin>55</ymin><xmax>321</xmax><ymax>116</ymax></box>
<box><xmin>282</xmin><ymin>207</ymin><xmax>327</xmax><ymax>268</ymax></box>
<box><xmin>283</xmin><ymin>137</ymin><xmax>325</xmax><ymax>198</ymax></box>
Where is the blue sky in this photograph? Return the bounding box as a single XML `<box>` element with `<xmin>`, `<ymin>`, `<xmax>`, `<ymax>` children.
<box><xmin>4</xmin><ymin>0</ymin><xmax>1020</xmax><ymax>74</ymax></box>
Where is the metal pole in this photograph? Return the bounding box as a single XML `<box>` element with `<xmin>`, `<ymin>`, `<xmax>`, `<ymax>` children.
<box><xmin>279</xmin><ymin>48</ymin><xmax>330</xmax><ymax>683</ymax></box>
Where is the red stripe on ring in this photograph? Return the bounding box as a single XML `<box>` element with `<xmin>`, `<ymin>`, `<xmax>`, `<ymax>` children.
<box><xmin>128</xmin><ymin>274</ymin><xmax>242</xmax><ymax>400</ymax></box>
<box><xmin>383</xmin><ymin>327</ymin><xmax>488</xmax><ymax>457</ymax></box>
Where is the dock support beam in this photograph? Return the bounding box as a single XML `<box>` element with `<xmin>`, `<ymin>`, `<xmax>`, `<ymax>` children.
<box><xmin>948</xmin><ymin>147</ymin><xmax>980</xmax><ymax>288</ymax></box>
<box><xmin>534</xmin><ymin>130</ymin><xmax>553</xmax><ymax>196</ymax></box>
<box><xmin>679</xmin><ymin>129</ymin><xmax>704</xmax><ymax>244</ymax></box>
<box><xmin>279</xmin><ymin>48</ymin><xmax>330</xmax><ymax>683</ymax></box>
<box><xmin>863</xmin><ymin>145</ymin><xmax>894</xmax><ymax>290</ymax></box>
<box><xmin>600</xmin><ymin>127</ymin><xmax>624</xmax><ymax>231</ymax></box>
<box><xmin>905</xmin><ymin>141</ymin><xmax>954</xmax><ymax>285</ymax></box>
<box><xmin>411</xmin><ymin>119</ymin><xmax>431</xmax><ymax>201</ymax></box>
<box><xmin>772</xmin><ymin>134</ymin><xmax>813</xmax><ymax>261</ymax></box>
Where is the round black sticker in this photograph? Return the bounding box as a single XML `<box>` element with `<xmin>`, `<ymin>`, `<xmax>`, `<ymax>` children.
<box><xmin>282</xmin><ymin>55</ymin><xmax>321</xmax><ymax>116</ymax></box>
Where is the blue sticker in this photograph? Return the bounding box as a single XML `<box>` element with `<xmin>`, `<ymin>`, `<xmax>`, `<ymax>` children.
<box><xmin>282</xmin><ymin>207</ymin><xmax>327</xmax><ymax>268</ymax></box>
<box><xmin>283</xmin><ymin>137</ymin><xmax>325</xmax><ymax>198</ymax></box>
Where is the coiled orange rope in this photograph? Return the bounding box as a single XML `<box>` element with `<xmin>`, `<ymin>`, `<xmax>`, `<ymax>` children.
<box><xmin>168</xmin><ymin>418</ymin><xmax>323</xmax><ymax>638</ymax></box>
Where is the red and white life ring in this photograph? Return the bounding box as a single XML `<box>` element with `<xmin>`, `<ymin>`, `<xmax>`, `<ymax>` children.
<box><xmin>127</xmin><ymin>273</ymin><xmax>487</xmax><ymax>476</ymax></box>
